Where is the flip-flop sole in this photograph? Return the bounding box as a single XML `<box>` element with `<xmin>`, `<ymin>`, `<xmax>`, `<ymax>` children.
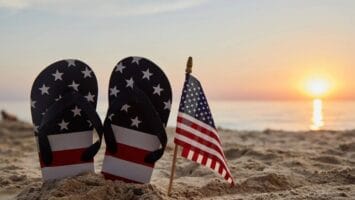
<box><xmin>102</xmin><ymin>56</ymin><xmax>172</xmax><ymax>183</ymax></box>
<box><xmin>31</xmin><ymin>59</ymin><xmax>98</xmax><ymax>181</ymax></box>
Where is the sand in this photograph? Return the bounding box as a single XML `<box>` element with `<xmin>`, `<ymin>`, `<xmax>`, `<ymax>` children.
<box><xmin>0</xmin><ymin>120</ymin><xmax>354</xmax><ymax>199</ymax></box>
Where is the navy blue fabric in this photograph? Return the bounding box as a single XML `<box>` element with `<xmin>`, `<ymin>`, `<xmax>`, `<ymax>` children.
<box><xmin>179</xmin><ymin>74</ymin><xmax>216</xmax><ymax>128</ymax></box>
<box><xmin>31</xmin><ymin>59</ymin><xmax>102</xmax><ymax>165</ymax></box>
<box><xmin>105</xmin><ymin>56</ymin><xmax>172</xmax><ymax>163</ymax></box>
<box><xmin>104</xmin><ymin>88</ymin><xmax>167</xmax><ymax>163</ymax></box>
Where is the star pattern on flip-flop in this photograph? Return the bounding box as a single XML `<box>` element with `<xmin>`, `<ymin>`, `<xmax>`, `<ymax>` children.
<box><xmin>110</xmin><ymin>86</ymin><xmax>120</xmax><ymax>97</ymax></box>
<box><xmin>31</xmin><ymin>100</ymin><xmax>36</xmax><ymax>108</ymax></box>
<box><xmin>81</xmin><ymin>68</ymin><xmax>92</xmax><ymax>78</ymax></box>
<box><xmin>55</xmin><ymin>95</ymin><xmax>62</xmax><ymax>101</ymax></box>
<box><xmin>130</xmin><ymin>116</ymin><xmax>141</xmax><ymax>128</ymax></box>
<box><xmin>163</xmin><ymin>100</ymin><xmax>171</xmax><ymax>110</ymax></box>
<box><xmin>153</xmin><ymin>84</ymin><xmax>164</xmax><ymax>96</ymax></box>
<box><xmin>126</xmin><ymin>77</ymin><xmax>134</xmax><ymax>88</ymax></box>
<box><xmin>32</xmin><ymin>60</ymin><xmax>99</xmax><ymax>136</ymax></box>
<box><xmin>108</xmin><ymin>113</ymin><xmax>115</xmax><ymax>121</ymax></box>
<box><xmin>142</xmin><ymin>69</ymin><xmax>153</xmax><ymax>80</ymax></box>
<box><xmin>121</xmin><ymin>104</ymin><xmax>130</xmax><ymax>112</ymax></box>
<box><xmin>115</xmin><ymin>63</ymin><xmax>126</xmax><ymax>73</ymax></box>
<box><xmin>39</xmin><ymin>84</ymin><xmax>50</xmax><ymax>95</ymax></box>
<box><xmin>131</xmin><ymin>57</ymin><xmax>141</xmax><ymax>64</ymax></box>
<box><xmin>68</xmin><ymin>81</ymin><xmax>80</xmax><ymax>91</ymax></box>
<box><xmin>66</xmin><ymin>59</ymin><xmax>76</xmax><ymax>67</ymax></box>
<box><xmin>87</xmin><ymin>120</ymin><xmax>92</xmax><ymax>128</ymax></box>
<box><xmin>52</xmin><ymin>70</ymin><xmax>63</xmax><ymax>81</ymax></box>
<box><xmin>85</xmin><ymin>92</ymin><xmax>95</xmax><ymax>102</ymax></box>
<box><xmin>58</xmin><ymin>119</ymin><xmax>69</xmax><ymax>130</ymax></box>
<box><xmin>108</xmin><ymin>57</ymin><xmax>172</xmax><ymax>134</ymax></box>
<box><xmin>71</xmin><ymin>106</ymin><xmax>81</xmax><ymax>117</ymax></box>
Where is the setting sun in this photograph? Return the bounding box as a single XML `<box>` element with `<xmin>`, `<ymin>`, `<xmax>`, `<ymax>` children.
<box><xmin>305</xmin><ymin>77</ymin><xmax>332</xmax><ymax>98</ymax></box>
<box><xmin>303</xmin><ymin>76</ymin><xmax>334</xmax><ymax>98</ymax></box>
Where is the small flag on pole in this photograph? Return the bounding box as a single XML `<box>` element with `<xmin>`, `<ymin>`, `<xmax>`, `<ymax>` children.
<box><xmin>173</xmin><ymin>71</ymin><xmax>234</xmax><ymax>185</ymax></box>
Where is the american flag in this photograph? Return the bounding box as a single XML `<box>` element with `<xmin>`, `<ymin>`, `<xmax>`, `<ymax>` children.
<box><xmin>174</xmin><ymin>74</ymin><xmax>234</xmax><ymax>185</ymax></box>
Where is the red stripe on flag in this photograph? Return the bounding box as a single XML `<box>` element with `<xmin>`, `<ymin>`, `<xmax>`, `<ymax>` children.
<box><xmin>176</xmin><ymin>127</ymin><xmax>224</xmax><ymax>156</ymax></box>
<box><xmin>218</xmin><ymin>165</ymin><xmax>223</xmax><ymax>174</ymax></box>
<box><xmin>210</xmin><ymin>159</ymin><xmax>216</xmax><ymax>169</ymax></box>
<box><xmin>174</xmin><ymin>133</ymin><xmax>229</xmax><ymax>170</ymax></box>
<box><xmin>202</xmin><ymin>155</ymin><xmax>208</xmax><ymax>165</ymax></box>
<box><xmin>177</xmin><ymin>116</ymin><xmax>221</xmax><ymax>143</ymax></box>
<box><xmin>224</xmin><ymin>174</ymin><xmax>231</xmax><ymax>182</ymax></box>
<box><xmin>175</xmin><ymin>139</ymin><xmax>230</xmax><ymax>175</ymax></box>
<box><xmin>39</xmin><ymin>148</ymin><xmax>92</xmax><ymax>168</ymax></box>
<box><xmin>178</xmin><ymin>144</ymin><xmax>233</xmax><ymax>183</ymax></box>
<box><xmin>105</xmin><ymin>143</ymin><xmax>155</xmax><ymax>168</ymax></box>
<box><xmin>182</xmin><ymin>148</ymin><xmax>189</xmax><ymax>157</ymax></box>
<box><xmin>192</xmin><ymin>151</ymin><xmax>199</xmax><ymax>161</ymax></box>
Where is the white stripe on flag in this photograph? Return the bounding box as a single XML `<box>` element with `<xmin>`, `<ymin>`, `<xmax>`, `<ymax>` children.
<box><xmin>177</xmin><ymin>122</ymin><xmax>224</xmax><ymax>154</ymax></box>
<box><xmin>214</xmin><ymin>162</ymin><xmax>220</xmax><ymax>172</ymax></box>
<box><xmin>222</xmin><ymin>169</ymin><xmax>226</xmax><ymax>177</ymax></box>
<box><xmin>197</xmin><ymin>154</ymin><xmax>203</xmax><ymax>163</ymax></box>
<box><xmin>178</xmin><ymin>113</ymin><xmax>220</xmax><ymax>138</ymax></box>
<box><xmin>102</xmin><ymin>155</ymin><xmax>153</xmax><ymax>183</ymax></box>
<box><xmin>227</xmin><ymin>178</ymin><xmax>232</xmax><ymax>183</ymax></box>
<box><xmin>187</xmin><ymin>150</ymin><xmax>194</xmax><ymax>160</ymax></box>
<box><xmin>206</xmin><ymin>158</ymin><xmax>212</xmax><ymax>168</ymax></box>
<box><xmin>175</xmin><ymin>134</ymin><xmax>227</xmax><ymax>167</ymax></box>
<box><xmin>42</xmin><ymin>163</ymin><xmax>94</xmax><ymax>181</ymax></box>
<box><xmin>36</xmin><ymin>131</ymin><xmax>93</xmax><ymax>151</ymax></box>
<box><xmin>177</xmin><ymin>116</ymin><xmax>233</xmax><ymax>177</ymax></box>
<box><xmin>111</xmin><ymin>124</ymin><xmax>160</xmax><ymax>151</ymax></box>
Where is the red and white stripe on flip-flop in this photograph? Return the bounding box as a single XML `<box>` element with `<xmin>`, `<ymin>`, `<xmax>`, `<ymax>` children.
<box><xmin>36</xmin><ymin>131</ymin><xmax>94</xmax><ymax>181</ymax></box>
<box><xmin>102</xmin><ymin>125</ymin><xmax>160</xmax><ymax>183</ymax></box>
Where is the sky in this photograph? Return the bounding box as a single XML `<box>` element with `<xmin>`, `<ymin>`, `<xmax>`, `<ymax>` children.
<box><xmin>0</xmin><ymin>0</ymin><xmax>354</xmax><ymax>101</ymax></box>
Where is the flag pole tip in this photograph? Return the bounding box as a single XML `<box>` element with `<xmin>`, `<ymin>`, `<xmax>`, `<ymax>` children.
<box><xmin>186</xmin><ymin>56</ymin><xmax>193</xmax><ymax>74</ymax></box>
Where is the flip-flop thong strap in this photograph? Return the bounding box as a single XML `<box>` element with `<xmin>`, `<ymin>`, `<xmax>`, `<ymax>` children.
<box><xmin>104</xmin><ymin>88</ymin><xmax>167</xmax><ymax>164</ymax></box>
<box><xmin>38</xmin><ymin>91</ymin><xmax>103</xmax><ymax>166</ymax></box>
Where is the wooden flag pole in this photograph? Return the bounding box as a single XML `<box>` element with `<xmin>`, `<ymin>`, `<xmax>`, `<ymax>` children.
<box><xmin>167</xmin><ymin>144</ymin><xmax>178</xmax><ymax>196</ymax></box>
<box><xmin>167</xmin><ymin>56</ymin><xmax>193</xmax><ymax>196</ymax></box>
<box><xmin>186</xmin><ymin>56</ymin><xmax>193</xmax><ymax>74</ymax></box>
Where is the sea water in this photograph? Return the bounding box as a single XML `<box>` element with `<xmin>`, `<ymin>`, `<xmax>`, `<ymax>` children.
<box><xmin>1</xmin><ymin>100</ymin><xmax>355</xmax><ymax>131</ymax></box>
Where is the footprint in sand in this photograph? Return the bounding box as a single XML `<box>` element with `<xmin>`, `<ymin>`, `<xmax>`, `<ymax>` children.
<box><xmin>311</xmin><ymin>155</ymin><xmax>341</xmax><ymax>165</ymax></box>
<box><xmin>339</xmin><ymin>142</ymin><xmax>355</xmax><ymax>152</ymax></box>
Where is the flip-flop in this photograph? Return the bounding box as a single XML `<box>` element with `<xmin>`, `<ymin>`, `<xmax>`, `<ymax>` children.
<box><xmin>30</xmin><ymin>59</ymin><xmax>103</xmax><ymax>181</ymax></box>
<box><xmin>102</xmin><ymin>56</ymin><xmax>172</xmax><ymax>183</ymax></box>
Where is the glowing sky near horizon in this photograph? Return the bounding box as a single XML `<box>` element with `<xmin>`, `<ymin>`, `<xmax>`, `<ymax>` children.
<box><xmin>0</xmin><ymin>0</ymin><xmax>354</xmax><ymax>101</ymax></box>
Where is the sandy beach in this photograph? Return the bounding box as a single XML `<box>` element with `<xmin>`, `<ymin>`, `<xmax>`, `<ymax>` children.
<box><xmin>0</xmin><ymin>119</ymin><xmax>354</xmax><ymax>199</ymax></box>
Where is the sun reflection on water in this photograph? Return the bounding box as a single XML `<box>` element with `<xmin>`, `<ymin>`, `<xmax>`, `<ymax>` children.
<box><xmin>310</xmin><ymin>98</ymin><xmax>324</xmax><ymax>130</ymax></box>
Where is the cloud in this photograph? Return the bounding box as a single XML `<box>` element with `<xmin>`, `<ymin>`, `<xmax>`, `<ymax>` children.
<box><xmin>0</xmin><ymin>0</ymin><xmax>29</xmax><ymax>9</ymax></box>
<box><xmin>0</xmin><ymin>0</ymin><xmax>208</xmax><ymax>16</ymax></box>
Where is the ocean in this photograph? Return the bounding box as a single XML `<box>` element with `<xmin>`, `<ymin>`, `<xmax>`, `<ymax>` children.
<box><xmin>1</xmin><ymin>100</ymin><xmax>355</xmax><ymax>131</ymax></box>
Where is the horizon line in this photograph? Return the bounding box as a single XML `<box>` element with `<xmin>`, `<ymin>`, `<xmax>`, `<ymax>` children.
<box><xmin>2</xmin><ymin>97</ymin><xmax>355</xmax><ymax>102</ymax></box>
